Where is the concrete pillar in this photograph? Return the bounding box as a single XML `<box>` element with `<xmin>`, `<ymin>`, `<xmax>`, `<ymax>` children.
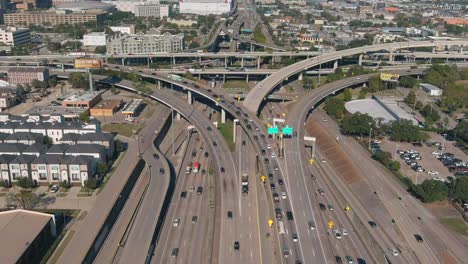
<box><xmin>460</xmin><ymin>46</ymin><xmax>463</xmax><ymax>53</ymax></box>
<box><xmin>241</xmin><ymin>57</ymin><xmax>244</xmax><ymax>67</ymax></box>
<box><xmin>199</xmin><ymin>56</ymin><xmax>202</xmax><ymax>62</ymax></box>
<box><xmin>233</xmin><ymin>122</ymin><xmax>237</xmax><ymax>143</ymax></box>
<box><xmin>389</xmin><ymin>49</ymin><xmax>394</xmax><ymax>62</ymax></box>
<box><xmin>221</xmin><ymin>108</ymin><xmax>226</xmax><ymax>124</ymax></box>
<box><xmin>121</xmin><ymin>58</ymin><xmax>125</xmax><ymax>66</ymax></box>
<box><xmin>225</xmin><ymin>56</ymin><xmax>228</xmax><ymax>68</ymax></box>
<box><xmin>158</xmin><ymin>80</ymin><xmax>161</xmax><ymax>89</ymax></box>
<box><xmin>298</xmin><ymin>73</ymin><xmax>303</xmax><ymax>81</ymax></box>
<box><xmin>147</xmin><ymin>57</ymin><xmax>151</xmax><ymax>68</ymax></box>
<box><xmin>250</xmin><ymin>43</ymin><xmax>253</xmax><ymax>52</ymax></box>
<box><xmin>257</xmin><ymin>56</ymin><xmax>260</xmax><ymax>69</ymax></box>
<box><xmin>358</xmin><ymin>54</ymin><xmax>363</xmax><ymax>65</ymax></box>
<box><xmin>176</xmin><ymin>112</ymin><xmax>181</xmax><ymax>120</ymax></box>
<box><xmin>432</xmin><ymin>47</ymin><xmax>436</xmax><ymax>53</ymax></box>
<box><xmin>223</xmin><ymin>74</ymin><xmax>226</xmax><ymax>83</ymax></box>
<box><xmin>188</xmin><ymin>90</ymin><xmax>192</xmax><ymax>105</ymax></box>
<box><xmin>246</xmin><ymin>74</ymin><xmax>249</xmax><ymax>82</ymax></box>
<box><xmin>272</xmin><ymin>56</ymin><xmax>275</xmax><ymax>65</ymax></box>
<box><xmin>172</xmin><ymin>56</ymin><xmax>175</xmax><ymax>66</ymax></box>
<box><xmin>333</xmin><ymin>60</ymin><xmax>338</xmax><ymax>69</ymax></box>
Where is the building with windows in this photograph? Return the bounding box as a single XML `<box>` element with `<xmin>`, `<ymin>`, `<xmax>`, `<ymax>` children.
<box><xmin>106</xmin><ymin>31</ymin><xmax>184</xmax><ymax>55</ymax></box>
<box><xmin>0</xmin><ymin>87</ymin><xmax>17</xmax><ymax>111</ymax></box>
<box><xmin>110</xmin><ymin>25</ymin><xmax>136</xmax><ymax>35</ymax></box>
<box><xmin>135</xmin><ymin>3</ymin><xmax>169</xmax><ymax>18</ymax></box>
<box><xmin>3</xmin><ymin>10</ymin><xmax>106</xmax><ymax>26</ymax></box>
<box><xmin>0</xmin><ymin>27</ymin><xmax>31</xmax><ymax>47</ymax></box>
<box><xmin>420</xmin><ymin>83</ymin><xmax>443</xmax><ymax>96</ymax></box>
<box><xmin>7</xmin><ymin>67</ymin><xmax>49</xmax><ymax>86</ymax></box>
<box><xmin>179</xmin><ymin>0</ymin><xmax>233</xmax><ymax>15</ymax></box>
<box><xmin>83</xmin><ymin>32</ymin><xmax>107</xmax><ymax>47</ymax></box>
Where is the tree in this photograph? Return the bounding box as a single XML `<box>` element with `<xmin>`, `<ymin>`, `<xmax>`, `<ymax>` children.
<box><xmin>15</xmin><ymin>177</ymin><xmax>35</xmax><ymax>189</ymax></box>
<box><xmin>368</xmin><ymin>76</ymin><xmax>382</xmax><ymax>92</ymax></box>
<box><xmin>399</xmin><ymin>76</ymin><xmax>418</xmax><ymax>88</ymax></box>
<box><xmin>343</xmin><ymin>88</ymin><xmax>352</xmax><ymax>101</ymax></box>
<box><xmin>68</xmin><ymin>73</ymin><xmax>88</xmax><ymax>89</ymax></box>
<box><xmin>421</xmin><ymin>104</ymin><xmax>440</xmax><ymax>123</ymax></box>
<box><xmin>404</xmin><ymin>91</ymin><xmax>416</xmax><ymax>107</ymax></box>
<box><xmin>415</xmin><ymin>101</ymin><xmax>424</xmax><ymax>110</ymax></box>
<box><xmin>389</xmin><ymin>161</ymin><xmax>400</xmax><ymax>172</ymax></box>
<box><xmin>95</xmin><ymin>46</ymin><xmax>107</xmax><ymax>54</ymax></box>
<box><xmin>31</xmin><ymin>79</ymin><xmax>43</xmax><ymax>89</ymax></box>
<box><xmin>324</xmin><ymin>98</ymin><xmax>345</xmax><ymax>119</ymax></box>
<box><xmin>97</xmin><ymin>162</ymin><xmax>109</xmax><ymax>177</ymax></box>
<box><xmin>341</xmin><ymin>113</ymin><xmax>375</xmax><ymax>136</ymax></box>
<box><xmin>188</xmin><ymin>41</ymin><xmax>200</xmax><ymax>49</ymax></box>
<box><xmin>386</xmin><ymin>119</ymin><xmax>429</xmax><ymax>142</ymax></box>
<box><xmin>358</xmin><ymin>88</ymin><xmax>368</xmax><ymax>99</ymax></box>
<box><xmin>79</xmin><ymin>111</ymin><xmax>90</xmax><ymax>122</ymax></box>
<box><xmin>453</xmin><ymin>177</ymin><xmax>468</xmax><ymax>203</ymax></box>
<box><xmin>84</xmin><ymin>178</ymin><xmax>98</xmax><ymax>195</ymax></box>
<box><xmin>43</xmin><ymin>136</ymin><xmax>53</xmax><ymax>148</ymax></box>
<box><xmin>6</xmin><ymin>190</ymin><xmax>40</xmax><ymax>210</ymax></box>
<box><xmin>48</xmin><ymin>78</ymin><xmax>58</xmax><ymax>88</ymax></box>
<box><xmin>413</xmin><ymin>179</ymin><xmax>448</xmax><ymax>203</ymax></box>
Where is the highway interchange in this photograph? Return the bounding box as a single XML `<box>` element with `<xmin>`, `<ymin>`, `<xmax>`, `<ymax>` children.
<box><xmin>5</xmin><ymin>38</ymin><xmax>467</xmax><ymax>264</ymax></box>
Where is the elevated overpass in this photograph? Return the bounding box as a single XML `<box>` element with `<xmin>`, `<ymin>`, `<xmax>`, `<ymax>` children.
<box><xmin>243</xmin><ymin>40</ymin><xmax>468</xmax><ymax>114</ymax></box>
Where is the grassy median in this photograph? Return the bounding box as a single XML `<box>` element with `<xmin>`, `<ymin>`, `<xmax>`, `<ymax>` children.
<box><xmin>440</xmin><ymin>218</ymin><xmax>468</xmax><ymax>237</ymax></box>
<box><xmin>218</xmin><ymin>119</ymin><xmax>235</xmax><ymax>151</ymax></box>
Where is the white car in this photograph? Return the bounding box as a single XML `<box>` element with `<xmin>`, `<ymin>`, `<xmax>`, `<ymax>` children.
<box><xmin>391</xmin><ymin>248</ymin><xmax>399</xmax><ymax>256</ymax></box>
<box><xmin>267</xmin><ymin>144</ymin><xmax>272</xmax><ymax>149</ymax></box>
<box><xmin>173</xmin><ymin>218</ymin><xmax>180</xmax><ymax>227</ymax></box>
<box><xmin>281</xmin><ymin>192</ymin><xmax>287</xmax><ymax>200</ymax></box>
<box><xmin>271</xmin><ymin>153</ymin><xmax>276</xmax><ymax>158</ymax></box>
<box><xmin>333</xmin><ymin>230</ymin><xmax>342</xmax><ymax>240</ymax></box>
<box><xmin>428</xmin><ymin>170</ymin><xmax>439</xmax><ymax>175</ymax></box>
<box><xmin>50</xmin><ymin>184</ymin><xmax>60</xmax><ymax>193</ymax></box>
<box><xmin>342</xmin><ymin>229</ymin><xmax>348</xmax><ymax>236</ymax></box>
<box><xmin>321</xmin><ymin>117</ymin><xmax>328</xmax><ymax>122</ymax></box>
<box><xmin>432</xmin><ymin>151</ymin><xmax>442</xmax><ymax>155</ymax></box>
<box><xmin>320</xmin><ymin>158</ymin><xmax>326</xmax><ymax>163</ymax></box>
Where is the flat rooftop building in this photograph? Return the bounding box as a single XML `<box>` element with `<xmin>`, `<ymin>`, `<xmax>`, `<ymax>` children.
<box><xmin>62</xmin><ymin>92</ymin><xmax>102</xmax><ymax>109</ymax></box>
<box><xmin>90</xmin><ymin>99</ymin><xmax>123</xmax><ymax>116</ymax></box>
<box><xmin>0</xmin><ymin>210</ymin><xmax>56</xmax><ymax>264</ymax></box>
<box><xmin>3</xmin><ymin>10</ymin><xmax>107</xmax><ymax>26</ymax></box>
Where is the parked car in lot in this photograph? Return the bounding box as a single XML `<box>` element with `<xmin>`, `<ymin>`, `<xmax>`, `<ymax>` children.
<box><xmin>50</xmin><ymin>185</ymin><xmax>60</xmax><ymax>193</ymax></box>
<box><xmin>427</xmin><ymin>170</ymin><xmax>439</xmax><ymax>175</ymax></box>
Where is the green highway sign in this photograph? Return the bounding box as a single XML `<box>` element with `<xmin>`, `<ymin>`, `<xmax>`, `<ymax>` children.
<box><xmin>282</xmin><ymin>126</ymin><xmax>293</xmax><ymax>135</ymax></box>
<box><xmin>268</xmin><ymin>126</ymin><xmax>279</xmax><ymax>135</ymax></box>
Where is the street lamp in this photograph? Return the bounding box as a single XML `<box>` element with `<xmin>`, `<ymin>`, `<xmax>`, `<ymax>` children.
<box><xmin>394</xmin><ymin>143</ymin><xmax>399</xmax><ymax>160</ymax></box>
<box><xmin>441</xmin><ymin>133</ymin><xmax>447</xmax><ymax>155</ymax></box>
<box><xmin>368</xmin><ymin>125</ymin><xmax>373</xmax><ymax>150</ymax></box>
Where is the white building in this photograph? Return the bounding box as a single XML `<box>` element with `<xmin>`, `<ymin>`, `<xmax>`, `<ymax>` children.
<box><xmin>135</xmin><ymin>3</ymin><xmax>169</xmax><ymax>18</ymax></box>
<box><xmin>179</xmin><ymin>0</ymin><xmax>233</xmax><ymax>15</ymax></box>
<box><xmin>0</xmin><ymin>27</ymin><xmax>31</xmax><ymax>47</ymax></box>
<box><xmin>83</xmin><ymin>32</ymin><xmax>107</xmax><ymax>47</ymax></box>
<box><xmin>110</xmin><ymin>25</ymin><xmax>136</xmax><ymax>35</ymax></box>
<box><xmin>103</xmin><ymin>0</ymin><xmax>160</xmax><ymax>13</ymax></box>
<box><xmin>420</xmin><ymin>83</ymin><xmax>443</xmax><ymax>96</ymax></box>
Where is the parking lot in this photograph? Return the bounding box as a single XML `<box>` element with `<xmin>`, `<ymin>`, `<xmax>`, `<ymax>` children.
<box><xmin>379</xmin><ymin>132</ymin><xmax>467</xmax><ymax>183</ymax></box>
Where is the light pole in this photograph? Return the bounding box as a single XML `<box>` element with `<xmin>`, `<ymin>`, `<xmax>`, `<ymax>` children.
<box><xmin>415</xmin><ymin>170</ymin><xmax>419</xmax><ymax>185</ymax></box>
<box><xmin>441</xmin><ymin>133</ymin><xmax>447</xmax><ymax>156</ymax></box>
<box><xmin>368</xmin><ymin>125</ymin><xmax>373</xmax><ymax>150</ymax></box>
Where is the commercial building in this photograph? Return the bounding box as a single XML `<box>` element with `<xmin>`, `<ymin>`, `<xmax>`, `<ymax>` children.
<box><xmin>0</xmin><ymin>210</ymin><xmax>56</xmax><ymax>264</ymax></box>
<box><xmin>62</xmin><ymin>92</ymin><xmax>102</xmax><ymax>109</ymax></box>
<box><xmin>344</xmin><ymin>96</ymin><xmax>419</xmax><ymax>125</ymax></box>
<box><xmin>420</xmin><ymin>83</ymin><xmax>443</xmax><ymax>96</ymax></box>
<box><xmin>135</xmin><ymin>3</ymin><xmax>169</xmax><ymax>18</ymax></box>
<box><xmin>7</xmin><ymin>67</ymin><xmax>49</xmax><ymax>86</ymax></box>
<box><xmin>106</xmin><ymin>31</ymin><xmax>184</xmax><ymax>55</ymax></box>
<box><xmin>83</xmin><ymin>32</ymin><xmax>107</xmax><ymax>47</ymax></box>
<box><xmin>0</xmin><ymin>27</ymin><xmax>31</xmax><ymax>47</ymax></box>
<box><xmin>179</xmin><ymin>0</ymin><xmax>233</xmax><ymax>15</ymax></box>
<box><xmin>110</xmin><ymin>25</ymin><xmax>136</xmax><ymax>35</ymax></box>
<box><xmin>3</xmin><ymin>10</ymin><xmax>107</xmax><ymax>26</ymax></box>
<box><xmin>55</xmin><ymin>0</ymin><xmax>116</xmax><ymax>12</ymax></box>
<box><xmin>90</xmin><ymin>99</ymin><xmax>123</xmax><ymax>117</ymax></box>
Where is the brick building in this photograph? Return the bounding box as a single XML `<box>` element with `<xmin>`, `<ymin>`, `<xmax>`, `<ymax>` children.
<box><xmin>7</xmin><ymin>67</ymin><xmax>49</xmax><ymax>86</ymax></box>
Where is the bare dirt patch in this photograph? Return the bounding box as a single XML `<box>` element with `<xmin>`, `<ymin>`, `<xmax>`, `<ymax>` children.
<box><xmin>439</xmin><ymin>249</ymin><xmax>459</xmax><ymax>264</ymax></box>
<box><xmin>305</xmin><ymin>119</ymin><xmax>362</xmax><ymax>184</ymax></box>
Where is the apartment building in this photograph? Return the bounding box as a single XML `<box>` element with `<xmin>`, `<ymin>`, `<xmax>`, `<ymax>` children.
<box><xmin>135</xmin><ymin>3</ymin><xmax>169</xmax><ymax>18</ymax></box>
<box><xmin>107</xmin><ymin>31</ymin><xmax>184</xmax><ymax>55</ymax></box>
<box><xmin>7</xmin><ymin>67</ymin><xmax>49</xmax><ymax>86</ymax></box>
<box><xmin>3</xmin><ymin>10</ymin><xmax>106</xmax><ymax>26</ymax></box>
<box><xmin>0</xmin><ymin>87</ymin><xmax>17</xmax><ymax>111</ymax></box>
<box><xmin>0</xmin><ymin>27</ymin><xmax>31</xmax><ymax>47</ymax></box>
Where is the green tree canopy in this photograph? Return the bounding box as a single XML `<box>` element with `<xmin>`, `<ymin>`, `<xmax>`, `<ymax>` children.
<box><xmin>324</xmin><ymin>97</ymin><xmax>345</xmax><ymax>119</ymax></box>
<box><xmin>386</xmin><ymin>119</ymin><xmax>429</xmax><ymax>142</ymax></box>
<box><xmin>404</xmin><ymin>90</ymin><xmax>416</xmax><ymax>107</ymax></box>
<box><xmin>453</xmin><ymin>177</ymin><xmax>468</xmax><ymax>203</ymax></box>
<box><xmin>341</xmin><ymin>113</ymin><xmax>375</xmax><ymax>136</ymax></box>
<box><xmin>343</xmin><ymin>88</ymin><xmax>352</xmax><ymax>101</ymax></box>
<box><xmin>400</xmin><ymin>76</ymin><xmax>418</xmax><ymax>88</ymax></box>
<box><xmin>413</xmin><ymin>179</ymin><xmax>448</xmax><ymax>203</ymax></box>
<box><xmin>420</xmin><ymin>104</ymin><xmax>440</xmax><ymax>123</ymax></box>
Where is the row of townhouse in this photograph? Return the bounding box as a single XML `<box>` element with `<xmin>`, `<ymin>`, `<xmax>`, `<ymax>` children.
<box><xmin>0</xmin><ymin>132</ymin><xmax>114</xmax><ymax>157</ymax></box>
<box><xmin>0</xmin><ymin>154</ymin><xmax>95</xmax><ymax>187</ymax></box>
<box><xmin>0</xmin><ymin>143</ymin><xmax>108</xmax><ymax>162</ymax></box>
<box><xmin>0</xmin><ymin>121</ymin><xmax>100</xmax><ymax>143</ymax></box>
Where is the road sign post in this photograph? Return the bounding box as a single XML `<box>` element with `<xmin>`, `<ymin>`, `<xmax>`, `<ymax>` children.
<box><xmin>328</xmin><ymin>221</ymin><xmax>334</xmax><ymax>229</ymax></box>
<box><xmin>282</xmin><ymin>126</ymin><xmax>293</xmax><ymax>137</ymax></box>
<box><xmin>268</xmin><ymin>219</ymin><xmax>273</xmax><ymax>227</ymax></box>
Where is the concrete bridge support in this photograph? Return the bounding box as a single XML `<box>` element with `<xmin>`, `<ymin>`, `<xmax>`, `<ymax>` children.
<box><xmin>298</xmin><ymin>73</ymin><xmax>303</xmax><ymax>81</ymax></box>
<box><xmin>246</xmin><ymin>74</ymin><xmax>249</xmax><ymax>82</ymax></box>
<box><xmin>175</xmin><ymin>112</ymin><xmax>181</xmax><ymax>120</ymax></box>
<box><xmin>257</xmin><ymin>56</ymin><xmax>261</xmax><ymax>69</ymax></box>
<box><xmin>358</xmin><ymin>54</ymin><xmax>363</xmax><ymax>65</ymax></box>
<box><xmin>225</xmin><ymin>56</ymin><xmax>228</xmax><ymax>68</ymax></box>
<box><xmin>221</xmin><ymin>108</ymin><xmax>226</xmax><ymax>124</ymax></box>
<box><xmin>333</xmin><ymin>60</ymin><xmax>338</xmax><ymax>70</ymax></box>
<box><xmin>157</xmin><ymin>80</ymin><xmax>161</xmax><ymax>89</ymax></box>
<box><xmin>121</xmin><ymin>58</ymin><xmax>125</xmax><ymax>66</ymax></box>
<box><xmin>233</xmin><ymin>119</ymin><xmax>238</xmax><ymax>143</ymax></box>
<box><xmin>241</xmin><ymin>57</ymin><xmax>244</xmax><ymax>67</ymax></box>
<box><xmin>187</xmin><ymin>91</ymin><xmax>192</xmax><ymax>105</ymax></box>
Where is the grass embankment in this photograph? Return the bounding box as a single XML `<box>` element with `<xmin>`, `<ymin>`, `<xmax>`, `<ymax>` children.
<box><xmin>440</xmin><ymin>218</ymin><xmax>468</xmax><ymax>237</ymax></box>
<box><xmin>223</xmin><ymin>80</ymin><xmax>250</xmax><ymax>89</ymax></box>
<box><xmin>102</xmin><ymin>123</ymin><xmax>134</xmax><ymax>137</ymax></box>
<box><xmin>218</xmin><ymin>119</ymin><xmax>235</xmax><ymax>151</ymax></box>
<box><xmin>253</xmin><ymin>25</ymin><xmax>266</xmax><ymax>43</ymax></box>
